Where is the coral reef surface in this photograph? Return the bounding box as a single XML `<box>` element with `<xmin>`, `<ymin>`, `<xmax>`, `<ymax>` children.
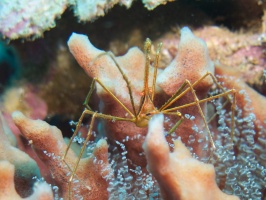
<box><xmin>0</xmin><ymin>0</ymin><xmax>173</xmax><ymax>40</ymax></box>
<box><xmin>0</xmin><ymin>26</ymin><xmax>264</xmax><ymax>199</ymax></box>
<box><xmin>0</xmin><ymin>0</ymin><xmax>266</xmax><ymax>199</ymax></box>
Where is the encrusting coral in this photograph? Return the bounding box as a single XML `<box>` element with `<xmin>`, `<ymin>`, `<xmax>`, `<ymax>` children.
<box><xmin>143</xmin><ymin>113</ymin><xmax>239</xmax><ymax>200</ymax></box>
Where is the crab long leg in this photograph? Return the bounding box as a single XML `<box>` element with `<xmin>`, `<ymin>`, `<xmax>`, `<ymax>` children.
<box><xmin>68</xmin><ymin>112</ymin><xmax>97</xmax><ymax>199</ymax></box>
<box><xmin>63</xmin><ymin>77</ymin><xmax>136</xmax><ymax>163</ymax></box>
<box><xmin>167</xmin><ymin>111</ymin><xmax>184</xmax><ymax>135</ymax></box>
<box><xmin>161</xmin><ymin>72</ymin><xmax>235</xmax><ymax>111</ymax></box>
<box><xmin>91</xmin><ymin>52</ymin><xmax>137</xmax><ymax>116</ymax></box>
<box><xmin>162</xmin><ymin>88</ymin><xmax>236</xmax><ymax>142</ymax></box>
<box><xmin>94</xmin><ymin>78</ymin><xmax>135</xmax><ymax>118</ymax></box>
<box><xmin>230</xmin><ymin>91</ymin><xmax>236</xmax><ymax>143</ymax></box>
<box><xmin>83</xmin><ymin>78</ymin><xmax>96</xmax><ymax>110</ymax></box>
<box><xmin>62</xmin><ymin>109</ymin><xmax>88</xmax><ymax>161</ymax></box>
<box><xmin>159</xmin><ymin>81</ymin><xmax>188</xmax><ymax>111</ymax></box>
<box><xmin>184</xmin><ymin>79</ymin><xmax>216</xmax><ymax>150</ymax></box>
<box><xmin>163</xmin><ymin>89</ymin><xmax>234</xmax><ymax>112</ymax></box>
<box><xmin>63</xmin><ymin>108</ymin><xmax>135</xmax><ymax>160</ymax></box>
<box><xmin>64</xmin><ymin>109</ymin><xmax>136</xmax><ymax>198</ymax></box>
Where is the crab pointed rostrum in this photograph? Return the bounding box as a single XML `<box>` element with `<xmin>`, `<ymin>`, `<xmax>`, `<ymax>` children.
<box><xmin>136</xmin><ymin>38</ymin><xmax>160</xmax><ymax>128</ymax></box>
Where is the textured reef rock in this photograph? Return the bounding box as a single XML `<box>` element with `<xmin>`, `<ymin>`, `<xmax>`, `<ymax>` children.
<box><xmin>142</xmin><ymin>0</ymin><xmax>173</xmax><ymax>10</ymax></box>
<box><xmin>0</xmin><ymin>0</ymin><xmax>68</xmax><ymax>40</ymax></box>
<box><xmin>0</xmin><ymin>26</ymin><xmax>265</xmax><ymax>199</ymax></box>
<box><xmin>0</xmin><ymin>0</ymin><xmax>172</xmax><ymax>40</ymax></box>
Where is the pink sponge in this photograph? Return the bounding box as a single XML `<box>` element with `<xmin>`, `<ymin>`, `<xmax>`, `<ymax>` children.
<box><xmin>143</xmin><ymin>114</ymin><xmax>240</xmax><ymax>200</ymax></box>
<box><xmin>157</xmin><ymin>27</ymin><xmax>214</xmax><ymax>96</ymax></box>
<box><xmin>68</xmin><ymin>27</ymin><xmax>219</xmax><ymax>169</ymax></box>
<box><xmin>68</xmin><ymin>32</ymin><xmax>163</xmax><ymax>168</ymax></box>
<box><xmin>0</xmin><ymin>160</ymin><xmax>53</xmax><ymax>200</ymax></box>
<box><xmin>12</xmin><ymin>111</ymin><xmax>111</xmax><ymax>200</ymax></box>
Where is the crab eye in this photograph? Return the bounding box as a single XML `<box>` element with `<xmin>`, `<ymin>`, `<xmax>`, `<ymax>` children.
<box><xmin>146</xmin><ymin>113</ymin><xmax>151</xmax><ymax>116</ymax></box>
